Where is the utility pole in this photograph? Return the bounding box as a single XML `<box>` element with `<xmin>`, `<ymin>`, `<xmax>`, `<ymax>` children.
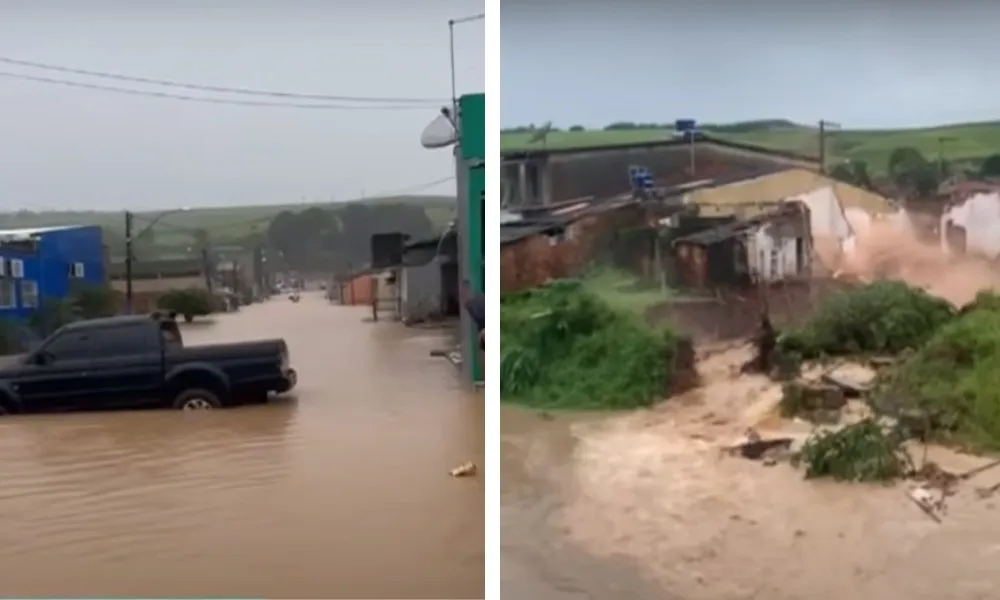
<box><xmin>124</xmin><ymin>210</ymin><xmax>134</xmax><ymax>314</ymax></box>
<box><xmin>818</xmin><ymin>120</ymin><xmax>827</xmax><ymax>175</ymax></box>
<box><xmin>818</xmin><ymin>119</ymin><xmax>841</xmax><ymax>175</ymax></box>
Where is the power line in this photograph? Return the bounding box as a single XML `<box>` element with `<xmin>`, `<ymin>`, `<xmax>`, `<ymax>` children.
<box><xmin>0</xmin><ymin>70</ymin><xmax>438</xmax><ymax>110</ymax></box>
<box><xmin>0</xmin><ymin>55</ymin><xmax>448</xmax><ymax>104</ymax></box>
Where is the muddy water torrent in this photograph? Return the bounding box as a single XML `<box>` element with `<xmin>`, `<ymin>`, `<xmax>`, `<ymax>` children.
<box><xmin>501</xmin><ymin>347</ymin><xmax>1000</xmax><ymax>600</ymax></box>
<box><xmin>0</xmin><ymin>294</ymin><xmax>483</xmax><ymax>598</ymax></box>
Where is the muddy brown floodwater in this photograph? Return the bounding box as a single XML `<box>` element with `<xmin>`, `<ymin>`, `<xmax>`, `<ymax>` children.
<box><xmin>501</xmin><ymin>345</ymin><xmax>1000</xmax><ymax>600</ymax></box>
<box><xmin>0</xmin><ymin>293</ymin><xmax>484</xmax><ymax>599</ymax></box>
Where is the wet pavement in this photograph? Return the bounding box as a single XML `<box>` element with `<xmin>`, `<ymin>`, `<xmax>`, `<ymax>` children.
<box><xmin>0</xmin><ymin>293</ymin><xmax>484</xmax><ymax>598</ymax></box>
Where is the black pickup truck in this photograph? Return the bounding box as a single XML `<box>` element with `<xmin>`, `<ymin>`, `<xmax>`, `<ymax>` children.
<box><xmin>0</xmin><ymin>312</ymin><xmax>297</xmax><ymax>414</ymax></box>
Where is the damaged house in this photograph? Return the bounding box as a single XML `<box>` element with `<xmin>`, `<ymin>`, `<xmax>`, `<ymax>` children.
<box><xmin>672</xmin><ymin>202</ymin><xmax>813</xmax><ymax>289</ymax></box>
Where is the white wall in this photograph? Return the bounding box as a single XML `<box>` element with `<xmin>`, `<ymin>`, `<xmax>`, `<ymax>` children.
<box><xmin>746</xmin><ymin>223</ymin><xmax>801</xmax><ymax>282</ymax></box>
<box><xmin>941</xmin><ymin>192</ymin><xmax>1000</xmax><ymax>259</ymax></box>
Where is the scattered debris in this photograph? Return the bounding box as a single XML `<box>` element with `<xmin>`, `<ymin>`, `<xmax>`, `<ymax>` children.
<box><xmin>724</xmin><ymin>428</ymin><xmax>795</xmax><ymax>462</ymax></box>
<box><xmin>449</xmin><ymin>462</ymin><xmax>477</xmax><ymax>477</ymax></box>
<box><xmin>907</xmin><ymin>485</ymin><xmax>945</xmax><ymax>523</ymax></box>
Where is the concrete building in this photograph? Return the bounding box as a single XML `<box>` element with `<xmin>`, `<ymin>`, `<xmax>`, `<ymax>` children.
<box><xmin>398</xmin><ymin>231</ymin><xmax>459</xmax><ymax>323</ymax></box>
<box><xmin>0</xmin><ymin>225</ymin><xmax>106</xmax><ymax>319</ymax></box>
<box><xmin>500</xmin><ymin>135</ymin><xmax>818</xmax><ymax>208</ymax></box>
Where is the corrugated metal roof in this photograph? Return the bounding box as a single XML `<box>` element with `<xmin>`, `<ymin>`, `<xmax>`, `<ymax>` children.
<box><xmin>0</xmin><ymin>224</ymin><xmax>83</xmax><ymax>240</ymax></box>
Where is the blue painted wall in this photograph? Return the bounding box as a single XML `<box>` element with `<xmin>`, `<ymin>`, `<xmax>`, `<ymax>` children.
<box><xmin>0</xmin><ymin>225</ymin><xmax>106</xmax><ymax>319</ymax></box>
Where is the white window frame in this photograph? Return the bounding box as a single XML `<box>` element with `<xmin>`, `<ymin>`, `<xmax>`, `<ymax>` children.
<box><xmin>71</xmin><ymin>262</ymin><xmax>85</xmax><ymax>278</ymax></box>
<box><xmin>0</xmin><ymin>280</ymin><xmax>15</xmax><ymax>309</ymax></box>
<box><xmin>19</xmin><ymin>280</ymin><xmax>38</xmax><ymax>309</ymax></box>
<box><xmin>0</xmin><ymin>258</ymin><xmax>8</xmax><ymax>277</ymax></box>
<box><xmin>9</xmin><ymin>259</ymin><xmax>24</xmax><ymax>279</ymax></box>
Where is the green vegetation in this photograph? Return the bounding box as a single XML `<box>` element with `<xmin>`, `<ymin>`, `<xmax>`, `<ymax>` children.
<box><xmin>500</xmin><ymin>279</ymin><xmax>681</xmax><ymax>410</ymax></box>
<box><xmin>0</xmin><ymin>195</ymin><xmax>455</xmax><ymax>259</ymax></box>
<box><xmin>157</xmin><ymin>288</ymin><xmax>216</xmax><ymax>322</ymax></box>
<box><xmin>0</xmin><ymin>283</ymin><xmax>118</xmax><ymax>353</ymax></box>
<box><xmin>501</xmin><ymin>119</ymin><xmax>1000</xmax><ymax>181</ymax></box>
<box><xmin>778</xmin><ymin>281</ymin><xmax>955</xmax><ymax>360</ymax></box>
<box><xmin>793</xmin><ymin>419</ymin><xmax>910</xmax><ymax>483</ymax></box>
<box><xmin>878</xmin><ymin>293</ymin><xmax>1000</xmax><ymax>451</ymax></box>
<box><xmin>580</xmin><ymin>267</ymin><xmax>670</xmax><ymax>317</ymax></box>
<box><xmin>774</xmin><ymin>284</ymin><xmax>1000</xmax><ymax>479</ymax></box>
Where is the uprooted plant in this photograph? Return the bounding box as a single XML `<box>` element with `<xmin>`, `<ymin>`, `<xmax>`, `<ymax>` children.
<box><xmin>792</xmin><ymin>419</ymin><xmax>913</xmax><ymax>482</ymax></box>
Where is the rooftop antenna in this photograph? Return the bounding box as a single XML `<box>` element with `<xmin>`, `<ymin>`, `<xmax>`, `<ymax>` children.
<box><xmin>528</xmin><ymin>121</ymin><xmax>553</xmax><ymax>149</ymax></box>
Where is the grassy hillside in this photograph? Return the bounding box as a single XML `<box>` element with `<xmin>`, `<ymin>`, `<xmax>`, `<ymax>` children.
<box><xmin>0</xmin><ymin>195</ymin><xmax>456</xmax><ymax>248</ymax></box>
<box><xmin>500</xmin><ymin>120</ymin><xmax>1000</xmax><ymax>176</ymax></box>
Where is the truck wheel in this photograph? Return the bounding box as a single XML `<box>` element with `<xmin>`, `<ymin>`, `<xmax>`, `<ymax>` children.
<box><xmin>173</xmin><ymin>388</ymin><xmax>222</xmax><ymax>411</ymax></box>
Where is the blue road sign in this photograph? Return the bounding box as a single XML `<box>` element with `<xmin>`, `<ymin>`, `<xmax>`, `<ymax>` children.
<box><xmin>628</xmin><ymin>165</ymin><xmax>655</xmax><ymax>191</ymax></box>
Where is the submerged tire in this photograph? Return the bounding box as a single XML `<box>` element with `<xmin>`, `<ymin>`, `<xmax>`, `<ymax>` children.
<box><xmin>172</xmin><ymin>388</ymin><xmax>222</xmax><ymax>411</ymax></box>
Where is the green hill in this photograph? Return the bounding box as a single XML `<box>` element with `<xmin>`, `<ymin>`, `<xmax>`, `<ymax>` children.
<box><xmin>500</xmin><ymin>120</ymin><xmax>1000</xmax><ymax>176</ymax></box>
<box><xmin>0</xmin><ymin>195</ymin><xmax>456</xmax><ymax>249</ymax></box>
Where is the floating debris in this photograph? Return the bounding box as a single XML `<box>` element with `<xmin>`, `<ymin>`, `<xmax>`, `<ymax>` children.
<box><xmin>449</xmin><ymin>462</ymin><xmax>477</xmax><ymax>478</ymax></box>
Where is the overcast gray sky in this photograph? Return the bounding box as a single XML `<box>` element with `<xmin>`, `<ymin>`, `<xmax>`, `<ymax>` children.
<box><xmin>502</xmin><ymin>2</ymin><xmax>1000</xmax><ymax>130</ymax></box>
<box><xmin>0</xmin><ymin>1</ymin><xmax>483</xmax><ymax>211</ymax></box>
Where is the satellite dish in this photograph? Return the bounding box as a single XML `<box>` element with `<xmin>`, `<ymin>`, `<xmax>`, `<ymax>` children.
<box><xmin>421</xmin><ymin>113</ymin><xmax>458</xmax><ymax>149</ymax></box>
<box><xmin>528</xmin><ymin>121</ymin><xmax>553</xmax><ymax>146</ymax></box>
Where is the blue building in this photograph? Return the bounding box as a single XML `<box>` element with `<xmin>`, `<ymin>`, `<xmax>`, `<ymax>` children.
<box><xmin>0</xmin><ymin>225</ymin><xmax>106</xmax><ymax>319</ymax></box>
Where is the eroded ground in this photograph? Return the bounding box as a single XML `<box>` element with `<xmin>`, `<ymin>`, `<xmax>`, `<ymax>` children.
<box><xmin>503</xmin><ymin>345</ymin><xmax>1000</xmax><ymax>600</ymax></box>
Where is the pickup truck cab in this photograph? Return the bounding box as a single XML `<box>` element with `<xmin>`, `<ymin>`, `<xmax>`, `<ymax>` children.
<box><xmin>0</xmin><ymin>312</ymin><xmax>297</xmax><ymax>414</ymax></box>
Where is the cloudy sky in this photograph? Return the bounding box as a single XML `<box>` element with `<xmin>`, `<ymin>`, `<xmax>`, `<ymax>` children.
<box><xmin>501</xmin><ymin>2</ymin><xmax>1000</xmax><ymax>130</ymax></box>
<box><xmin>0</xmin><ymin>1</ymin><xmax>484</xmax><ymax>211</ymax></box>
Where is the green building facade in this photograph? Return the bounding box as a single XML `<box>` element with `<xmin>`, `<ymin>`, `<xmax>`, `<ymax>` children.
<box><xmin>456</xmin><ymin>93</ymin><xmax>484</xmax><ymax>384</ymax></box>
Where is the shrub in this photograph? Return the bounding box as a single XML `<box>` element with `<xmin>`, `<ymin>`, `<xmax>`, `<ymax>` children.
<box><xmin>792</xmin><ymin>419</ymin><xmax>910</xmax><ymax>482</ymax></box>
<box><xmin>500</xmin><ymin>279</ymin><xmax>682</xmax><ymax>410</ymax></box>
<box><xmin>157</xmin><ymin>288</ymin><xmax>215</xmax><ymax>322</ymax></box>
<box><xmin>879</xmin><ymin>305</ymin><xmax>1000</xmax><ymax>450</ymax></box>
<box><xmin>778</xmin><ymin>281</ymin><xmax>954</xmax><ymax>359</ymax></box>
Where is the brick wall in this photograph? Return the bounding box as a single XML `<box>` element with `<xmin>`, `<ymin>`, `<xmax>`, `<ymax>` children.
<box><xmin>500</xmin><ymin>216</ymin><xmax>596</xmax><ymax>293</ymax></box>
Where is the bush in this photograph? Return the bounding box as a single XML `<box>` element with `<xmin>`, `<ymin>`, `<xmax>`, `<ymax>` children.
<box><xmin>157</xmin><ymin>288</ymin><xmax>215</xmax><ymax>322</ymax></box>
<box><xmin>778</xmin><ymin>281</ymin><xmax>954</xmax><ymax>359</ymax></box>
<box><xmin>792</xmin><ymin>419</ymin><xmax>910</xmax><ymax>482</ymax></box>
<box><xmin>879</xmin><ymin>303</ymin><xmax>1000</xmax><ymax>450</ymax></box>
<box><xmin>500</xmin><ymin>279</ymin><xmax>682</xmax><ymax>410</ymax></box>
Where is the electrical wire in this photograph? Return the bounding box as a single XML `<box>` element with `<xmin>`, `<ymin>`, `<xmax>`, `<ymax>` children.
<box><xmin>0</xmin><ymin>55</ymin><xmax>448</xmax><ymax>104</ymax></box>
<box><xmin>0</xmin><ymin>70</ymin><xmax>439</xmax><ymax>110</ymax></box>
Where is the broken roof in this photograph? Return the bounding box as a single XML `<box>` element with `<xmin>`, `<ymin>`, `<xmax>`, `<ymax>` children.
<box><xmin>673</xmin><ymin>203</ymin><xmax>807</xmax><ymax>246</ymax></box>
<box><xmin>500</xmin><ymin>194</ymin><xmax>637</xmax><ymax>247</ymax></box>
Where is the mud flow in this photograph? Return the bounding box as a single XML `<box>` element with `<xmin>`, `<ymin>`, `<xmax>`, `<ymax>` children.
<box><xmin>502</xmin><ymin>216</ymin><xmax>1000</xmax><ymax>600</ymax></box>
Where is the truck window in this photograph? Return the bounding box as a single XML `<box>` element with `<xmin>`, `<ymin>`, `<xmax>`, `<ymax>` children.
<box><xmin>98</xmin><ymin>323</ymin><xmax>162</xmax><ymax>357</ymax></box>
<box><xmin>160</xmin><ymin>320</ymin><xmax>183</xmax><ymax>347</ymax></box>
<box><xmin>44</xmin><ymin>331</ymin><xmax>95</xmax><ymax>361</ymax></box>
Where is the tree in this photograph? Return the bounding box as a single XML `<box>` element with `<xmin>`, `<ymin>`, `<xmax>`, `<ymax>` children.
<box><xmin>157</xmin><ymin>289</ymin><xmax>215</xmax><ymax>322</ymax></box>
<box><xmin>191</xmin><ymin>228</ymin><xmax>210</xmax><ymax>251</ymax></box>
<box><xmin>568</xmin><ymin>125</ymin><xmax>585</xmax><ymax>132</ymax></box>
<box><xmin>265</xmin><ymin>202</ymin><xmax>437</xmax><ymax>273</ymax></box>
<box><xmin>886</xmin><ymin>147</ymin><xmax>942</xmax><ymax>198</ymax></box>
<box><xmin>980</xmin><ymin>154</ymin><xmax>1000</xmax><ymax>178</ymax></box>
<box><xmin>829</xmin><ymin>160</ymin><xmax>875</xmax><ymax>190</ymax></box>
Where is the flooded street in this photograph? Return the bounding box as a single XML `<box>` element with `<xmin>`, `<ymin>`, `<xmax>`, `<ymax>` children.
<box><xmin>501</xmin><ymin>346</ymin><xmax>1000</xmax><ymax>600</ymax></box>
<box><xmin>0</xmin><ymin>293</ymin><xmax>483</xmax><ymax>599</ymax></box>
